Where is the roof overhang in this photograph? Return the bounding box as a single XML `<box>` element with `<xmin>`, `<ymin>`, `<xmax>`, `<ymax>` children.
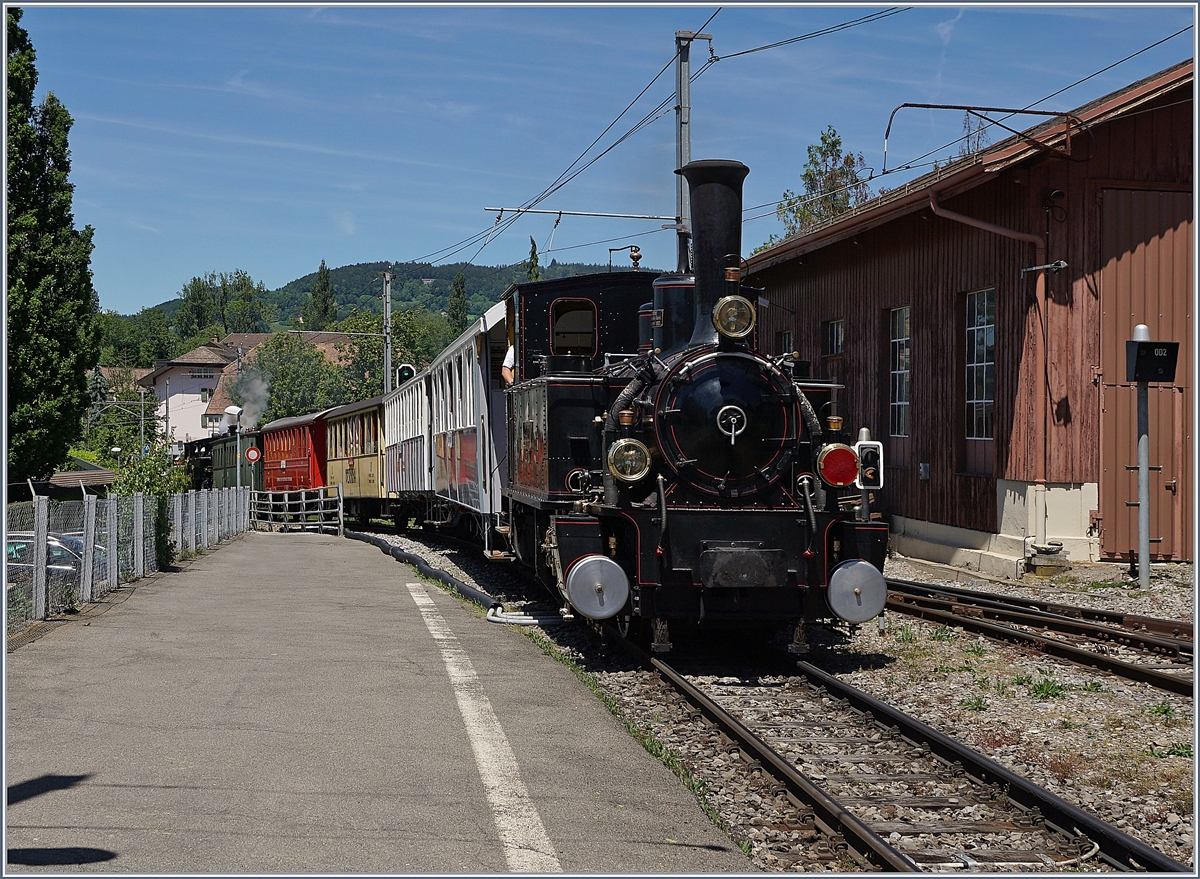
<box><xmin>745</xmin><ymin>59</ymin><xmax>1193</xmax><ymax>278</ymax></box>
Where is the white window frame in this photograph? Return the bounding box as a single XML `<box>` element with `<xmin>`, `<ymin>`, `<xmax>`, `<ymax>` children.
<box><xmin>889</xmin><ymin>306</ymin><xmax>910</xmax><ymax>438</ymax></box>
<box><xmin>965</xmin><ymin>288</ymin><xmax>995</xmax><ymax>441</ymax></box>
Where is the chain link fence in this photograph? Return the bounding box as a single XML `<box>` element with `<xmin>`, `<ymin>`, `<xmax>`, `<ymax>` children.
<box><xmin>6</xmin><ymin>487</ymin><xmax>253</xmax><ymax>637</ymax></box>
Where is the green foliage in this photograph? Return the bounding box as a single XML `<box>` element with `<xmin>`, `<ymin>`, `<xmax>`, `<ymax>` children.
<box><xmin>773</xmin><ymin>125</ymin><xmax>873</xmax><ymax>242</ymax></box>
<box><xmin>301</xmin><ymin>259</ymin><xmax>337</xmax><ymax>330</ymax></box>
<box><xmin>447</xmin><ymin>271</ymin><xmax>469</xmax><ymax>334</ymax></box>
<box><xmin>242</xmin><ymin>333</ymin><xmax>346</xmax><ymax>424</ymax></box>
<box><xmin>1030</xmin><ymin>678</ymin><xmax>1066</xmax><ymax>700</ymax></box>
<box><xmin>960</xmin><ymin>696</ymin><xmax>989</xmax><ymax>711</ymax></box>
<box><xmin>330</xmin><ymin>308</ymin><xmax>383</xmax><ymax>401</ymax></box>
<box><xmin>527</xmin><ymin>237</ymin><xmax>541</xmax><ymax>282</ymax></box>
<box><xmin>929</xmin><ymin>625</ymin><xmax>958</xmax><ymax>641</ymax></box>
<box><xmin>895</xmin><ymin>625</ymin><xmax>917</xmax><ymax>642</ymax></box>
<box><xmin>172</xmin><ymin>269</ymin><xmax>273</xmax><ymax>338</ymax></box>
<box><xmin>237</xmin><ymin>259</ymin><xmax>622</xmax><ymax>329</ymax></box>
<box><xmin>81</xmin><ymin>366</ymin><xmax>161</xmax><ymax>467</ymax></box>
<box><xmin>1148</xmin><ymin>701</ymin><xmax>1177</xmax><ymax>721</ymax></box>
<box><xmin>964</xmin><ymin>642</ymin><xmax>988</xmax><ymax>657</ymax></box>
<box><xmin>97</xmin><ymin>306</ymin><xmax>177</xmax><ymax>368</ymax></box>
<box><xmin>108</xmin><ymin>437</ymin><xmax>190</xmax><ymax>570</ymax></box>
<box><xmin>7</xmin><ymin>8</ymin><xmax>101</xmax><ymax>483</ymax></box>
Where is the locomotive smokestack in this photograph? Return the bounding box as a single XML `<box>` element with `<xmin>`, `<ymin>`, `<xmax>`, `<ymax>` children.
<box><xmin>678</xmin><ymin>159</ymin><xmax>749</xmax><ymax>348</ymax></box>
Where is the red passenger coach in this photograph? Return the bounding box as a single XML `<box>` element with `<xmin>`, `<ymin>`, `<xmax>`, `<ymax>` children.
<box><xmin>260</xmin><ymin>410</ymin><xmax>332</xmax><ymax>491</ymax></box>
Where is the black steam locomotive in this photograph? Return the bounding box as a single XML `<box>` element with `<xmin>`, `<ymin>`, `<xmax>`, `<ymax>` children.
<box><xmin>504</xmin><ymin>160</ymin><xmax>887</xmax><ymax>652</ymax></box>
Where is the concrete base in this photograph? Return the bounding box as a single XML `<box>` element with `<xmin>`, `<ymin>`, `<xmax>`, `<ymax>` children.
<box><xmin>889</xmin><ymin>515</ymin><xmax>1027</xmax><ymax>579</ymax></box>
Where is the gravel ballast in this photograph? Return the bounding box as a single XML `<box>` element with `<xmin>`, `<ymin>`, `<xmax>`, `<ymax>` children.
<box><xmin>374</xmin><ymin>531</ymin><xmax>1194</xmax><ymax>871</ymax></box>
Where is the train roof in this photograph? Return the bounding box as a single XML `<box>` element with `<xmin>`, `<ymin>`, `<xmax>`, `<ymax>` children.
<box><xmin>259</xmin><ymin>408</ymin><xmax>338</xmax><ymax>433</ymax></box>
<box><xmin>326</xmin><ymin>395</ymin><xmax>385</xmax><ymax>419</ymax></box>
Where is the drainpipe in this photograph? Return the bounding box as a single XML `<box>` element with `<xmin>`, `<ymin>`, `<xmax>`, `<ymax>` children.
<box><xmin>928</xmin><ymin>191</ymin><xmax>1049</xmax><ymax>549</ymax></box>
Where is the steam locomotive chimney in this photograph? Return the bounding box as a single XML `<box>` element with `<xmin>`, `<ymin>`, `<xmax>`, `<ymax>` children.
<box><xmin>678</xmin><ymin>159</ymin><xmax>749</xmax><ymax>348</ymax></box>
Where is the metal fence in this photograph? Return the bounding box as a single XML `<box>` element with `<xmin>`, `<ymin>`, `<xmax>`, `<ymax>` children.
<box><xmin>250</xmin><ymin>486</ymin><xmax>344</xmax><ymax>535</ymax></box>
<box><xmin>6</xmin><ymin>487</ymin><xmax>253</xmax><ymax>637</ymax></box>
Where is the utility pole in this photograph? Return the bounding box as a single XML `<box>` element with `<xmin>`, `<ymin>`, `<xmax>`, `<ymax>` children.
<box><xmin>383</xmin><ymin>268</ymin><xmax>393</xmax><ymax>394</ymax></box>
<box><xmin>675</xmin><ymin>29</ymin><xmax>710</xmax><ymax>274</ymax></box>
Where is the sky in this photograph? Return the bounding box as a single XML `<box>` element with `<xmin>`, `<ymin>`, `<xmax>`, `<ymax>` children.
<box><xmin>15</xmin><ymin>2</ymin><xmax>1197</xmax><ymax>316</ymax></box>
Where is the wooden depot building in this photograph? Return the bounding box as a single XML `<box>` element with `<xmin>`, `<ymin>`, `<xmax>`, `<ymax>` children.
<box><xmin>746</xmin><ymin>60</ymin><xmax>1193</xmax><ymax>575</ymax></box>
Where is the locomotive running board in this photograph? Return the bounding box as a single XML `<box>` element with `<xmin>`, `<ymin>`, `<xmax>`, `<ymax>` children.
<box><xmin>484</xmin><ymin>550</ymin><xmax>517</xmax><ymax>561</ymax></box>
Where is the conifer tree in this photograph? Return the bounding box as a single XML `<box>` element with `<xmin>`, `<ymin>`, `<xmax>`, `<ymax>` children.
<box><xmin>447</xmin><ymin>271</ymin><xmax>468</xmax><ymax>334</ymax></box>
<box><xmin>7</xmin><ymin>7</ymin><xmax>100</xmax><ymax>481</ymax></box>
<box><xmin>302</xmin><ymin>259</ymin><xmax>337</xmax><ymax>330</ymax></box>
<box><xmin>527</xmin><ymin>237</ymin><xmax>541</xmax><ymax>282</ymax></box>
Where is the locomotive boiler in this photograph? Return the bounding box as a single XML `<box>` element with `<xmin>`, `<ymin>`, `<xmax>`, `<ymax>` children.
<box><xmin>505</xmin><ymin>159</ymin><xmax>888</xmax><ymax>652</ymax></box>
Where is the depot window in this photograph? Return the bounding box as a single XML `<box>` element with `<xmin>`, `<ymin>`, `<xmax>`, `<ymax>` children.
<box><xmin>822</xmin><ymin>319</ymin><xmax>844</xmax><ymax>357</ymax></box>
<box><xmin>551</xmin><ymin>300</ymin><xmax>596</xmax><ymax>355</ymax></box>
<box><xmin>889</xmin><ymin>307</ymin><xmax>911</xmax><ymax>438</ymax></box>
<box><xmin>965</xmin><ymin>289</ymin><xmax>995</xmax><ymax>441</ymax></box>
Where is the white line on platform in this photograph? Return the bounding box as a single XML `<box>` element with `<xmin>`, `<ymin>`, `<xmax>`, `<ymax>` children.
<box><xmin>406</xmin><ymin>582</ymin><xmax>561</xmax><ymax>873</ymax></box>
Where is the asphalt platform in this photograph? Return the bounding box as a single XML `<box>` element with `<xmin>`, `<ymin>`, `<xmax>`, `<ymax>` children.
<box><xmin>5</xmin><ymin>530</ymin><xmax>753</xmax><ymax>874</ymax></box>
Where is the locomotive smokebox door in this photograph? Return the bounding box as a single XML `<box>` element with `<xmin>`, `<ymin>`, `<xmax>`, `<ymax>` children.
<box><xmin>826</xmin><ymin>558</ymin><xmax>887</xmax><ymax>623</ymax></box>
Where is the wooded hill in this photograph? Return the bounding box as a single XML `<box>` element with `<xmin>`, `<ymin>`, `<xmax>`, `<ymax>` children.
<box><xmin>151</xmin><ymin>259</ymin><xmax>658</xmax><ymax>327</ymax></box>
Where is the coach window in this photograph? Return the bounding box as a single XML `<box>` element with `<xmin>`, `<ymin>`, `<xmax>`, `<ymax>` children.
<box><xmin>551</xmin><ymin>300</ymin><xmax>596</xmax><ymax>355</ymax></box>
<box><xmin>963</xmin><ymin>288</ymin><xmax>995</xmax><ymax>475</ymax></box>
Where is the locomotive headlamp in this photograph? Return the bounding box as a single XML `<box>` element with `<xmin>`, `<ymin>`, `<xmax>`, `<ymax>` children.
<box><xmin>816</xmin><ymin>443</ymin><xmax>859</xmax><ymax>487</ymax></box>
<box><xmin>712</xmin><ymin>295</ymin><xmax>756</xmax><ymax>339</ymax></box>
<box><xmin>608</xmin><ymin>438</ymin><xmax>652</xmax><ymax>483</ymax></box>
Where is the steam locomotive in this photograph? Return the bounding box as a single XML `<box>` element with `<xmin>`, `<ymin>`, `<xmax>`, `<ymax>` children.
<box><xmin>498</xmin><ymin>160</ymin><xmax>888</xmax><ymax>651</ymax></box>
<box><xmin>188</xmin><ymin>159</ymin><xmax>889</xmax><ymax>652</ymax></box>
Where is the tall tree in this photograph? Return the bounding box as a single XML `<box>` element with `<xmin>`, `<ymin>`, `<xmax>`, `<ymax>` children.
<box><xmin>172</xmin><ymin>269</ymin><xmax>271</xmax><ymax>339</ymax></box>
<box><xmin>239</xmin><ymin>333</ymin><xmax>344</xmax><ymax>424</ymax></box>
<box><xmin>526</xmin><ymin>236</ymin><xmax>541</xmax><ymax>282</ymax></box>
<box><xmin>7</xmin><ymin>7</ymin><xmax>101</xmax><ymax>481</ymax></box>
<box><xmin>776</xmin><ymin>125</ymin><xmax>873</xmax><ymax>238</ymax></box>
<box><xmin>447</xmin><ymin>271</ymin><xmax>468</xmax><ymax>334</ymax></box>
<box><xmin>331</xmin><ymin>307</ymin><xmax>383</xmax><ymax>401</ymax></box>
<box><xmin>301</xmin><ymin>259</ymin><xmax>337</xmax><ymax>330</ymax></box>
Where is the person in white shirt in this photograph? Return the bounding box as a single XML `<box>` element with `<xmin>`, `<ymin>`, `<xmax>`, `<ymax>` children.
<box><xmin>501</xmin><ymin>345</ymin><xmax>516</xmax><ymax>387</ymax></box>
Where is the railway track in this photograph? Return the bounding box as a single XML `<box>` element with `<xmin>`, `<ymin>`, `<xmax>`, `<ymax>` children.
<box><xmin>620</xmin><ymin>640</ymin><xmax>1190</xmax><ymax>872</ymax></box>
<box><xmin>885</xmin><ymin>579</ymin><xmax>1194</xmax><ymax>697</ymax></box>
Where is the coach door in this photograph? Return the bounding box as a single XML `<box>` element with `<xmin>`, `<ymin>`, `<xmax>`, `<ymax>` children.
<box><xmin>1098</xmin><ymin>188</ymin><xmax>1193</xmax><ymax>561</ymax></box>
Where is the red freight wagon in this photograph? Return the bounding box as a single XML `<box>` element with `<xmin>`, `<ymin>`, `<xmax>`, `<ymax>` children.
<box><xmin>260</xmin><ymin>410</ymin><xmax>333</xmax><ymax>492</ymax></box>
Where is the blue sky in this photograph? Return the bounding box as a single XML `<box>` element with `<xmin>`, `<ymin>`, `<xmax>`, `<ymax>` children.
<box><xmin>17</xmin><ymin>3</ymin><xmax>1196</xmax><ymax>316</ymax></box>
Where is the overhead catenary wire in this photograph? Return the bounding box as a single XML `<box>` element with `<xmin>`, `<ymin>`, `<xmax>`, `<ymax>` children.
<box><xmin>740</xmin><ymin>25</ymin><xmax>1194</xmax><ymax>230</ymax></box>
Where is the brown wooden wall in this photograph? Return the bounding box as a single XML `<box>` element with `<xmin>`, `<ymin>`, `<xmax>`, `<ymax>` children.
<box><xmin>751</xmin><ymin>83</ymin><xmax>1192</xmax><ymax>538</ymax></box>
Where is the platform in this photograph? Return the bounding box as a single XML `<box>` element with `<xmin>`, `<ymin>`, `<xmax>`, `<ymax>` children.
<box><xmin>6</xmin><ymin>530</ymin><xmax>751</xmax><ymax>873</ymax></box>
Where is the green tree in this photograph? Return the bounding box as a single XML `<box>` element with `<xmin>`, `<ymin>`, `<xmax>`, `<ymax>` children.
<box><xmin>330</xmin><ymin>308</ymin><xmax>384</xmax><ymax>401</ymax></box>
<box><xmin>82</xmin><ymin>366</ymin><xmax>160</xmax><ymax>468</ymax></box>
<box><xmin>527</xmin><ymin>237</ymin><xmax>541</xmax><ymax>282</ymax></box>
<box><xmin>7</xmin><ymin>8</ymin><xmax>100</xmax><ymax>482</ymax></box>
<box><xmin>775</xmin><ymin>125</ymin><xmax>873</xmax><ymax>239</ymax></box>
<box><xmin>241</xmin><ymin>333</ymin><xmax>344</xmax><ymax>424</ymax></box>
<box><xmin>172</xmin><ymin>269</ymin><xmax>271</xmax><ymax>338</ymax></box>
<box><xmin>447</xmin><ymin>271</ymin><xmax>468</xmax><ymax>334</ymax></box>
<box><xmin>97</xmin><ymin>307</ymin><xmax>176</xmax><ymax>367</ymax></box>
<box><xmin>301</xmin><ymin>259</ymin><xmax>337</xmax><ymax>330</ymax></box>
